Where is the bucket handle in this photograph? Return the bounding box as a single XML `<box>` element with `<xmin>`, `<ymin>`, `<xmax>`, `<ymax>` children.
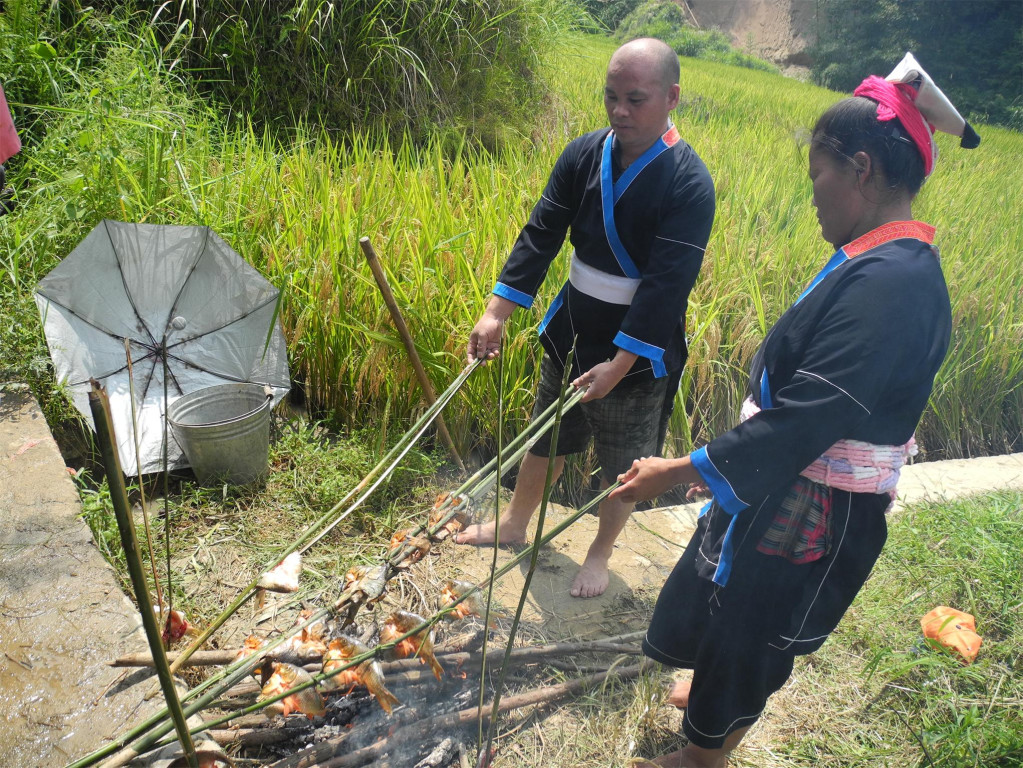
<box><xmin>168</xmin><ymin>386</ymin><xmax>274</xmax><ymax>429</ymax></box>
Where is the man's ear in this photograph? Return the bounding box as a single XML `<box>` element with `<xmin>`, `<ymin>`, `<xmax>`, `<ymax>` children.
<box><xmin>667</xmin><ymin>83</ymin><xmax>681</xmax><ymax>110</ymax></box>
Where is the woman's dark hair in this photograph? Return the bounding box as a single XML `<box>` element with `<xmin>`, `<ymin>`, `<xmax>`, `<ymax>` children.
<box><xmin>812</xmin><ymin>96</ymin><xmax>926</xmax><ymax>196</ymax></box>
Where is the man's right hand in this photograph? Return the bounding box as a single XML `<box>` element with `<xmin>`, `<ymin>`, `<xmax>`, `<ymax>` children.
<box><xmin>467</xmin><ymin>295</ymin><xmax>517</xmax><ymax>363</ymax></box>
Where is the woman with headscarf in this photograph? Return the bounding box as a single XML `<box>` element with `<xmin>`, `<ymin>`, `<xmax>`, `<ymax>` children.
<box><xmin>616</xmin><ymin>54</ymin><xmax>980</xmax><ymax>767</ymax></box>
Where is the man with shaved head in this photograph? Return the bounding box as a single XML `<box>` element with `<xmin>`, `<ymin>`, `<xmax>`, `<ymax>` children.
<box><xmin>458</xmin><ymin>38</ymin><xmax>715</xmax><ymax>599</ymax></box>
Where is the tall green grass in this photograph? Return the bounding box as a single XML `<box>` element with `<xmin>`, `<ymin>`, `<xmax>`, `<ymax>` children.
<box><xmin>616</xmin><ymin>0</ymin><xmax>778</xmax><ymax>73</ymax></box>
<box><xmin>108</xmin><ymin>0</ymin><xmax>580</xmax><ymax>145</ymax></box>
<box><xmin>2</xmin><ymin>33</ymin><xmax>1021</xmax><ymax>466</ymax></box>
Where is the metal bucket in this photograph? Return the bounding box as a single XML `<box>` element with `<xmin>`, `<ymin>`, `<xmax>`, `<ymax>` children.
<box><xmin>167</xmin><ymin>383</ymin><xmax>272</xmax><ymax>485</ymax></box>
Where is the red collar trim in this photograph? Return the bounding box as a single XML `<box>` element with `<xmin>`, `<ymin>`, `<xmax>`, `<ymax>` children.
<box><xmin>843</xmin><ymin>220</ymin><xmax>936</xmax><ymax>258</ymax></box>
<box><xmin>662</xmin><ymin>124</ymin><xmax>680</xmax><ymax>147</ymax></box>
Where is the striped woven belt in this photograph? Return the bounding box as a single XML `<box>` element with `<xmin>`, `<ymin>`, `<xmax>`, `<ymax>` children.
<box><xmin>740</xmin><ymin>396</ymin><xmax>917</xmax><ymax>497</ymax></box>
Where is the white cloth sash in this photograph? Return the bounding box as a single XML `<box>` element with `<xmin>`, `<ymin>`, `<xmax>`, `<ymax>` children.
<box><xmin>568</xmin><ymin>251</ymin><xmax>641</xmax><ymax>306</ymax></box>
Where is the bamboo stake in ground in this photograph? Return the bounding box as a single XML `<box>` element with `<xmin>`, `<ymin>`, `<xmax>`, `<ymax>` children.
<box><xmin>88</xmin><ymin>381</ymin><xmax>200</xmax><ymax>768</ymax></box>
<box><xmin>479</xmin><ymin>349</ymin><xmax>577</xmax><ymax>768</ymax></box>
<box><xmin>124</xmin><ymin>339</ymin><xmax>164</xmax><ymax>617</ymax></box>
<box><xmin>359</xmin><ymin>236</ymin><xmax>464</xmax><ymax>471</ymax></box>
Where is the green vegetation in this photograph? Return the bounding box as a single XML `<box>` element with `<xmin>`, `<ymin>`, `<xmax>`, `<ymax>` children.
<box><xmin>812</xmin><ymin>0</ymin><xmax>1023</xmax><ymax>130</ymax></box>
<box><xmin>616</xmin><ymin>0</ymin><xmax>777</xmax><ymax>73</ymax></box>
<box><xmin>2</xmin><ymin>10</ymin><xmax>1021</xmax><ymax>469</ymax></box>
<box><xmin>581</xmin><ymin>0</ymin><xmax>643</xmax><ymax>31</ymax></box>
<box><xmin>4</xmin><ymin>6</ymin><xmax>1021</xmax><ymax>766</ymax></box>
<box><xmin>766</xmin><ymin>490</ymin><xmax>1023</xmax><ymax>767</ymax></box>
<box><xmin>486</xmin><ymin>490</ymin><xmax>1023</xmax><ymax>767</ymax></box>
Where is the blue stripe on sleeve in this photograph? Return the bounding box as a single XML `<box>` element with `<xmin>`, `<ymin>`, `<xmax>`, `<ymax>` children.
<box><xmin>690</xmin><ymin>446</ymin><xmax>748</xmax><ymax>516</ymax></box>
<box><xmin>493</xmin><ymin>282</ymin><xmax>534</xmax><ymax>309</ymax></box>
<box><xmin>613</xmin><ymin>332</ymin><xmax>667</xmax><ymax>378</ymax></box>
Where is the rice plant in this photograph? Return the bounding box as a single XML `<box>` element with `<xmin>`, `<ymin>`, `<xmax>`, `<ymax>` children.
<box><xmin>2</xmin><ymin>30</ymin><xmax>1021</xmax><ymax>469</ymax></box>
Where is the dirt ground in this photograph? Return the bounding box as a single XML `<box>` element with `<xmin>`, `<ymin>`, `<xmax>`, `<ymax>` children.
<box><xmin>2</xmin><ymin>383</ymin><xmax>1022</xmax><ymax>766</ymax></box>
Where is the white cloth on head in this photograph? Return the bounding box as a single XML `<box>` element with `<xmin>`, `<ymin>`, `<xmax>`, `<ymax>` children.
<box><xmin>886</xmin><ymin>52</ymin><xmax>967</xmax><ymax>138</ymax></box>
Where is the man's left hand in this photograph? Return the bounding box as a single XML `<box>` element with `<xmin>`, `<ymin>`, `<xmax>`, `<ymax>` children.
<box><xmin>572</xmin><ymin>350</ymin><xmax>638</xmax><ymax>402</ymax></box>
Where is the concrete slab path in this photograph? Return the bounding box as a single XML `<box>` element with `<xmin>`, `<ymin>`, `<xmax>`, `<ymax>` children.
<box><xmin>0</xmin><ymin>387</ymin><xmax>166</xmax><ymax>767</ymax></box>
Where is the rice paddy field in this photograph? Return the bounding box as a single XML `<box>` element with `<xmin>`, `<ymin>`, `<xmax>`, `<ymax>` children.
<box><xmin>3</xmin><ymin>35</ymin><xmax>1021</xmax><ymax>466</ymax></box>
<box><xmin>3</xmin><ymin>20</ymin><xmax>1023</xmax><ymax>768</ymax></box>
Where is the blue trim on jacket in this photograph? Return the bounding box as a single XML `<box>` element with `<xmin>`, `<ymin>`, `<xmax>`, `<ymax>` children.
<box><xmin>494</xmin><ymin>281</ymin><xmax>534</xmax><ymax>309</ymax></box>
<box><xmin>613</xmin><ymin>332</ymin><xmax>667</xmax><ymax>378</ymax></box>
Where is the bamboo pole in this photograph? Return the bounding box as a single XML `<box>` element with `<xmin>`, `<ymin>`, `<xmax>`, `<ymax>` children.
<box><xmin>359</xmin><ymin>236</ymin><xmax>464</xmax><ymax>471</ymax></box>
<box><xmin>87</xmin><ymin>381</ymin><xmax>200</xmax><ymax>768</ymax></box>
<box><xmin>111</xmin><ymin>632</ymin><xmax>644</xmax><ymax>670</ymax></box>
<box><xmin>76</xmin><ymin>372</ymin><xmax>580</xmax><ymax>768</ymax></box>
<box><xmin>100</xmin><ymin>484</ymin><xmax>618</xmax><ymax>766</ymax></box>
<box><xmin>479</xmin><ymin>349</ymin><xmax>576</xmax><ymax>768</ymax></box>
<box><xmin>70</xmin><ymin>365</ymin><xmax>486</xmax><ymax>768</ymax></box>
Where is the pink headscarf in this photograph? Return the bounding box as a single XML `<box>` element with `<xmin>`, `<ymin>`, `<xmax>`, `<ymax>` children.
<box><xmin>0</xmin><ymin>85</ymin><xmax>21</xmax><ymax>166</ymax></box>
<box><xmin>853</xmin><ymin>75</ymin><xmax>936</xmax><ymax>177</ymax></box>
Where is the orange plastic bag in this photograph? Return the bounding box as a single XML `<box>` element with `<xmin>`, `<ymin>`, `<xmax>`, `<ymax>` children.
<box><xmin>921</xmin><ymin>606</ymin><xmax>982</xmax><ymax>664</ymax></box>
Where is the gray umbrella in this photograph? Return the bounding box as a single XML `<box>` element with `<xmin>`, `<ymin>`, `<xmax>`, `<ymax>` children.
<box><xmin>35</xmin><ymin>220</ymin><xmax>290</xmax><ymax>474</ymax></box>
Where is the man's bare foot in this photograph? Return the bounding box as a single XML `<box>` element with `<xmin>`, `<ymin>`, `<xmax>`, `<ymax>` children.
<box><xmin>569</xmin><ymin>550</ymin><xmax>610</xmax><ymax>598</ymax></box>
<box><xmin>454</xmin><ymin>519</ymin><xmax>527</xmax><ymax>546</ymax></box>
<box><xmin>666</xmin><ymin>679</ymin><xmax>691</xmax><ymax>709</ymax></box>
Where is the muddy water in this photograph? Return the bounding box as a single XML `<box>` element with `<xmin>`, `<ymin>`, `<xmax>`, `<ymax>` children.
<box><xmin>0</xmin><ymin>390</ymin><xmax>166</xmax><ymax>766</ymax></box>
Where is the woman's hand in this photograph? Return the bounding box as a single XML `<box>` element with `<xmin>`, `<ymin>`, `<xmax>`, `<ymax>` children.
<box><xmin>611</xmin><ymin>456</ymin><xmax>699</xmax><ymax>504</ymax></box>
<box><xmin>686</xmin><ymin>482</ymin><xmax>709</xmax><ymax>500</ymax></box>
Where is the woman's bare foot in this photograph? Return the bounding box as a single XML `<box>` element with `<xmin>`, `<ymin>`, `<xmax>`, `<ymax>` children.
<box><xmin>666</xmin><ymin>679</ymin><xmax>691</xmax><ymax>709</ymax></box>
<box><xmin>453</xmin><ymin>518</ymin><xmax>527</xmax><ymax>546</ymax></box>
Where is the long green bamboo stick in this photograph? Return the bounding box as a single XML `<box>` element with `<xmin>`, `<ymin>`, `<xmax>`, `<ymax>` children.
<box><xmin>123</xmin><ymin>340</ymin><xmax>164</xmax><ymax>614</ymax></box>
<box><xmin>69</xmin><ymin>364</ymin><xmax>484</xmax><ymax>768</ymax></box>
<box><xmin>87</xmin><ymin>382</ymin><xmax>200</xmax><ymax>768</ymax></box>
<box><xmin>384</xmin><ymin>385</ymin><xmax>585</xmax><ymax>568</ymax></box>
<box><xmin>479</xmin><ymin>350</ymin><xmax>575</xmax><ymax>768</ymax></box>
<box><xmin>478</xmin><ymin>344</ymin><xmax>504</xmax><ymax>748</ymax></box>
<box><xmin>454</xmin><ymin>386</ymin><xmax>586</xmax><ymax>500</ymax></box>
<box><xmin>144</xmin><ymin>486</ymin><xmax>618</xmax><ymax>756</ymax></box>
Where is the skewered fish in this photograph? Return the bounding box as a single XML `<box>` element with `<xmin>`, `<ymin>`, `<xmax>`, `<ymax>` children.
<box><xmin>342</xmin><ymin>564</ymin><xmax>388</xmax><ymax>604</ymax></box>
<box><xmin>439</xmin><ymin>579</ymin><xmax>495</xmax><ymax>625</ymax></box>
<box><xmin>257</xmin><ymin>551</ymin><xmax>302</xmax><ymax>593</ymax></box>
<box><xmin>259</xmin><ymin>662</ymin><xmax>326</xmax><ymax>719</ymax></box>
<box><xmin>380</xmin><ymin>610</ymin><xmax>444</xmax><ymax>680</ymax></box>
<box><xmin>321</xmin><ymin>636</ymin><xmax>401</xmax><ymax>713</ymax></box>
<box><xmin>428</xmin><ymin>493</ymin><xmax>471</xmax><ymax>539</ymax></box>
<box><xmin>387</xmin><ymin>529</ymin><xmax>432</xmax><ymax>566</ymax></box>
